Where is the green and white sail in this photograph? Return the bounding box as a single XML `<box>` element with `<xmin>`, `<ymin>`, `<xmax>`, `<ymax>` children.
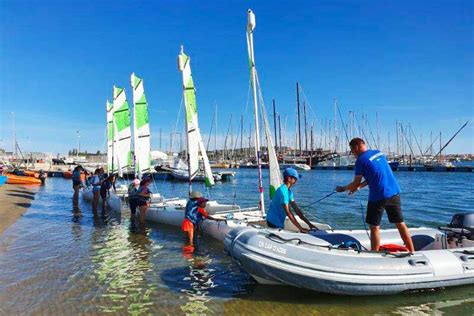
<box><xmin>106</xmin><ymin>100</ymin><xmax>118</xmax><ymax>174</ymax></box>
<box><xmin>259</xmin><ymin>92</ymin><xmax>282</xmax><ymax>198</ymax></box>
<box><xmin>113</xmin><ymin>85</ymin><xmax>132</xmax><ymax>177</ymax></box>
<box><xmin>131</xmin><ymin>73</ymin><xmax>151</xmax><ymax>177</ymax></box>
<box><xmin>178</xmin><ymin>46</ymin><xmax>215</xmax><ymax>188</ymax></box>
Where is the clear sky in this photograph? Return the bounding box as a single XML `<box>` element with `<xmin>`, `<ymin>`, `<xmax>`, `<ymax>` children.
<box><xmin>0</xmin><ymin>0</ymin><xmax>472</xmax><ymax>155</ymax></box>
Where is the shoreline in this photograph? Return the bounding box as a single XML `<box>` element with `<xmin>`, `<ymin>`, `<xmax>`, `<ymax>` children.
<box><xmin>0</xmin><ymin>185</ymin><xmax>37</xmax><ymax>235</ymax></box>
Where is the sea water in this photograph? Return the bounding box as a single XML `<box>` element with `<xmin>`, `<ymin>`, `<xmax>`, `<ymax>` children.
<box><xmin>0</xmin><ymin>169</ymin><xmax>473</xmax><ymax>315</ymax></box>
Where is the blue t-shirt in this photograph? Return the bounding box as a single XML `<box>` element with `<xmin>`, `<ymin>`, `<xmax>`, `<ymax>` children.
<box><xmin>354</xmin><ymin>150</ymin><xmax>400</xmax><ymax>202</ymax></box>
<box><xmin>267</xmin><ymin>184</ymin><xmax>295</xmax><ymax>228</ymax></box>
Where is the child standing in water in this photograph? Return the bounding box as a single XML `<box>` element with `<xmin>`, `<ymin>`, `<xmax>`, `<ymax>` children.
<box><xmin>181</xmin><ymin>196</ymin><xmax>221</xmax><ymax>248</ymax></box>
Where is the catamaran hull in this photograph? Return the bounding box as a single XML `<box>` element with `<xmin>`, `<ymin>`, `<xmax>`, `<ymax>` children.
<box><xmin>224</xmin><ymin>227</ymin><xmax>474</xmax><ymax>295</ymax></box>
<box><xmin>82</xmin><ymin>188</ymin><xmax>122</xmax><ymax>213</ymax></box>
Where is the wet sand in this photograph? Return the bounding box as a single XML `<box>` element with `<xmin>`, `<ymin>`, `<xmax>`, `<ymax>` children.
<box><xmin>0</xmin><ymin>185</ymin><xmax>36</xmax><ymax>235</ymax></box>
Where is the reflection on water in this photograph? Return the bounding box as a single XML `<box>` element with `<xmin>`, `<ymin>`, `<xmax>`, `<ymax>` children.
<box><xmin>0</xmin><ymin>174</ymin><xmax>473</xmax><ymax>315</ymax></box>
<box><xmin>180</xmin><ymin>255</ymin><xmax>214</xmax><ymax>315</ymax></box>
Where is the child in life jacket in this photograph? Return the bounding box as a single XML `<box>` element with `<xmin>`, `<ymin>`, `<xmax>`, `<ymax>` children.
<box><xmin>181</xmin><ymin>194</ymin><xmax>221</xmax><ymax>247</ymax></box>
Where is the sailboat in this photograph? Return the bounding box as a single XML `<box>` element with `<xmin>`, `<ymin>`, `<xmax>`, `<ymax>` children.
<box><xmin>145</xmin><ymin>47</ymin><xmax>240</xmax><ymax>225</ymax></box>
<box><xmin>147</xmin><ymin>13</ymin><xmax>328</xmax><ymax>238</ymax></box>
<box><xmin>168</xmin><ymin>68</ymin><xmax>222</xmax><ymax>184</ymax></box>
<box><xmin>82</xmin><ymin>86</ymin><xmax>132</xmax><ymax>212</ymax></box>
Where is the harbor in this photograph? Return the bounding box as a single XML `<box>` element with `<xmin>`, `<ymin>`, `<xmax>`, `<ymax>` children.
<box><xmin>1</xmin><ymin>170</ymin><xmax>473</xmax><ymax>314</ymax></box>
<box><xmin>1</xmin><ymin>1</ymin><xmax>473</xmax><ymax>315</ymax></box>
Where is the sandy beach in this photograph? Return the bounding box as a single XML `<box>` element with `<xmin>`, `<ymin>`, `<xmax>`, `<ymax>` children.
<box><xmin>0</xmin><ymin>185</ymin><xmax>36</xmax><ymax>235</ymax></box>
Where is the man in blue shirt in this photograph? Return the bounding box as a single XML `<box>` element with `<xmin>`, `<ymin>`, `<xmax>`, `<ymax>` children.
<box><xmin>336</xmin><ymin>138</ymin><xmax>414</xmax><ymax>252</ymax></box>
<box><xmin>267</xmin><ymin>168</ymin><xmax>316</xmax><ymax>233</ymax></box>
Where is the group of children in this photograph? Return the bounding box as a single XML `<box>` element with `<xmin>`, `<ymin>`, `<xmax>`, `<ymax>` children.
<box><xmin>127</xmin><ymin>177</ymin><xmax>153</xmax><ymax>223</ymax></box>
<box><xmin>71</xmin><ymin>165</ymin><xmax>219</xmax><ymax>251</ymax></box>
<box><xmin>71</xmin><ymin>165</ymin><xmax>116</xmax><ymax>214</ymax></box>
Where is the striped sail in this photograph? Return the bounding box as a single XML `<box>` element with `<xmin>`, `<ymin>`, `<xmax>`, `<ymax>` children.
<box><xmin>113</xmin><ymin>85</ymin><xmax>132</xmax><ymax>177</ymax></box>
<box><xmin>131</xmin><ymin>73</ymin><xmax>151</xmax><ymax>177</ymax></box>
<box><xmin>178</xmin><ymin>47</ymin><xmax>214</xmax><ymax>187</ymax></box>
<box><xmin>106</xmin><ymin>100</ymin><xmax>118</xmax><ymax>173</ymax></box>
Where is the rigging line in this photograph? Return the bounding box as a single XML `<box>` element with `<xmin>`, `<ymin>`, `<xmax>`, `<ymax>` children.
<box><xmin>357</xmin><ymin>191</ymin><xmax>371</xmax><ymax>241</ymax></box>
<box><xmin>423</xmin><ymin>133</ymin><xmax>440</xmax><ymax>156</ymax></box>
<box><xmin>170</xmin><ymin>96</ymin><xmax>184</xmax><ymax>153</ymax></box>
<box><xmin>335</xmin><ymin>102</ymin><xmax>350</xmax><ymax>145</ymax></box>
<box><xmin>353</xmin><ymin>113</ymin><xmax>371</xmax><ymax>148</ymax></box>
<box><xmin>429</xmin><ymin>120</ymin><xmax>469</xmax><ymax>163</ymax></box>
<box><xmin>299</xmin><ymin>86</ymin><xmax>318</xmax><ymax>125</ymax></box>
<box><xmin>300</xmin><ymin>191</ymin><xmax>337</xmax><ymax>208</ymax></box>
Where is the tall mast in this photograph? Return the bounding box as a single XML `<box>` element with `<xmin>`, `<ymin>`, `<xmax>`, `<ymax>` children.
<box><xmin>296</xmin><ymin>82</ymin><xmax>302</xmax><ymax>155</ymax></box>
<box><xmin>215</xmin><ymin>104</ymin><xmax>218</xmax><ymax>160</ymax></box>
<box><xmin>334</xmin><ymin>99</ymin><xmax>337</xmax><ymax>153</ymax></box>
<box><xmin>273</xmin><ymin>99</ymin><xmax>278</xmax><ymax>152</ymax></box>
<box><xmin>303</xmin><ymin>100</ymin><xmax>308</xmax><ymax>153</ymax></box>
<box><xmin>247</xmin><ymin>9</ymin><xmax>265</xmax><ymax>214</ymax></box>
<box><xmin>240</xmin><ymin>114</ymin><xmax>244</xmax><ymax>157</ymax></box>
<box><xmin>278</xmin><ymin>114</ymin><xmax>282</xmax><ymax>155</ymax></box>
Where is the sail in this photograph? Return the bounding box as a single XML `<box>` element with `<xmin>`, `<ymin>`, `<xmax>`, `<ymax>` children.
<box><xmin>113</xmin><ymin>85</ymin><xmax>132</xmax><ymax>177</ymax></box>
<box><xmin>260</xmin><ymin>94</ymin><xmax>282</xmax><ymax>198</ymax></box>
<box><xmin>106</xmin><ymin>100</ymin><xmax>118</xmax><ymax>173</ymax></box>
<box><xmin>131</xmin><ymin>73</ymin><xmax>151</xmax><ymax>177</ymax></box>
<box><xmin>178</xmin><ymin>47</ymin><xmax>215</xmax><ymax>186</ymax></box>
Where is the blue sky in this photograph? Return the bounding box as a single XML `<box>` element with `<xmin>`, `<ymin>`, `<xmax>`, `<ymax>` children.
<box><xmin>0</xmin><ymin>0</ymin><xmax>472</xmax><ymax>155</ymax></box>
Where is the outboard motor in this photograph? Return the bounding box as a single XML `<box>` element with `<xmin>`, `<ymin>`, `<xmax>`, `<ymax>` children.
<box><xmin>442</xmin><ymin>213</ymin><xmax>474</xmax><ymax>240</ymax></box>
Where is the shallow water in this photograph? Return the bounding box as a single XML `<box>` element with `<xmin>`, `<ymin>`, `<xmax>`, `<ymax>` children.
<box><xmin>0</xmin><ymin>170</ymin><xmax>473</xmax><ymax>315</ymax></box>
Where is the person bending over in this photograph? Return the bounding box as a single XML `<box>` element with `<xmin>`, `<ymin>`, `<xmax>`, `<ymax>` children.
<box><xmin>336</xmin><ymin>137</ymin><xmax>414</xmax><ymax>252</ymax></box>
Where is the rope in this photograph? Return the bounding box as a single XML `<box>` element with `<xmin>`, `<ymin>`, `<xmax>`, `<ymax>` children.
<box><xmin>300</xmin><ymin>191</ymin><xmax>337</xmax><ymax>208</ymax></box>
<box><xmin>265</xmin><ymin>232</ymin><xmax>411</xmax><ymax>257</ymax></box>
<box><xmin>357</xmin><ymin>191</ymin><xmax>371</xmax><ymax>240</ymax></box>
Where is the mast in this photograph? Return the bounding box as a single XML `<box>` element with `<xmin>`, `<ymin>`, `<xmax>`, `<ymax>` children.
<box><xmin>247</xmin><ymin>9</ymin><xmax>265</xmax><ymax>213</ymax></box>
<box><xmin>240</xmin><ymin>114</ymin><xmax>244</xmax><ymax>157</ymax></box>
<box><xmin>303</xmin><ymin>100</ymin><xmax>308</xmax><ymax>153</ymax></box>
<box><xmin>334</xmin><ymin>99</ymin><xmax>337</xmax><ymax>153</ymax></box>
<box><xmin>273</xmin><ymin>99</ymin><xmax>278</xmax><ymax>152</ymax></box>
<box><xmin>296</xmin><ymin>82</ymin><xmax>302</xmax><ymax>155</ymax></box>
<box><xmin>278</xmin><ymin>114</ymin><xmax>282</xmax><ymax>155</ymax></box>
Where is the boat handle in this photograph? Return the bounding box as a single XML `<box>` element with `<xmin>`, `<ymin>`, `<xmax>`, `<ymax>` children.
<box><xmin>408</xmin><ymin>259</ymin><xmax>428</xmax><ymax>266</ymax></box>
<box><xmin>460</xmin><ymin>255</ymin><xmax>474</xmax><ymax>262</ymax></box>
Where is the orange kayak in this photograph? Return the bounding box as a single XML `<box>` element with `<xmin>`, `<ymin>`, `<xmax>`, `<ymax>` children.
<box><xmin>6</xmin><ymin>174</ymin><xmax>42</xmax><ymax>185</ymax></box>
<box><xmin>63</xmin><ymin>171</ymin><xmax>73</xmax><ymax>179</ymax></box>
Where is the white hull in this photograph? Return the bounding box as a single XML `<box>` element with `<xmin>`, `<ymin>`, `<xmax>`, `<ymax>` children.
<box><xmin>82</xmin><ymin>188</ymin><xmax>122</xmax><ymax>213</ymax></box>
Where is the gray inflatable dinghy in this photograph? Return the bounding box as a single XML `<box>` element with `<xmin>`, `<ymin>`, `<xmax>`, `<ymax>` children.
<box><xmin>224</xmin><ymin>213</ymin><xmax>474</xmax><ymax>295</ymax></box>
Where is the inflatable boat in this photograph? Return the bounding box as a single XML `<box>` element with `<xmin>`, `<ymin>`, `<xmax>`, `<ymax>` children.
<box><xmin>224</xmin><ymin>213</ymin><xmax>474</xmax><ymax>295</ymax></box>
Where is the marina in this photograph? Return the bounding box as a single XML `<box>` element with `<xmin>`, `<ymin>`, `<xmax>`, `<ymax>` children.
<box><xmin>0</xmin><ymin>170</ymin><xmax>473</xmax><ymax>314</ymax></box>
<box><xmin>1</xmin><ymin>1</ymin><xmax>473</xmax><ymax>315</ymax></box>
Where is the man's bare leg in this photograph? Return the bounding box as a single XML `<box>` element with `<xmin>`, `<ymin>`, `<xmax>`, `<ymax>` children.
<box><xmin>369</xmin><ymin>225</ymin><xmax>381</xmax><ymax>251</ymax></box>
<box><xmin>396</xmin><ymin>222</ymin><xmax>415</xmax><ymax>252</ymax></box>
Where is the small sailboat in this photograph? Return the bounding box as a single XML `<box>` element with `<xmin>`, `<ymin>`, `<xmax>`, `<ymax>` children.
<box><xmin>199</xmin><ymin>9</ymin><xmax>329</xmax><ymax>241</ymax></box>
<box><xmin>83</xmin><ymin>87</ymin><xmax>132</xmax><ymax>212</ymax></box>
<box><xmin>145</xmin><ymin>46</ymin><xmax>241</xmax><ymax>226</ymax></box>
